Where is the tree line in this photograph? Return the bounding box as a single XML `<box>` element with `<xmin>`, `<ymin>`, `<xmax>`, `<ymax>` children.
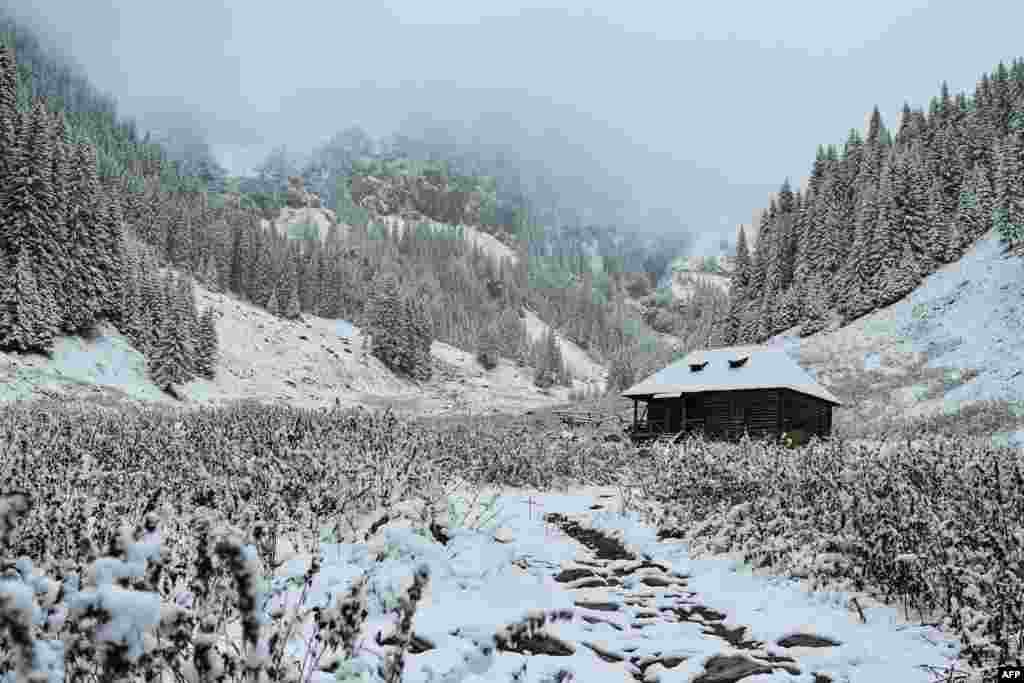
<box><xmin>0</xmin><ymin>46</ymin><xmax>221</xmax><ymax>393</ymax></box>
<box><xmin>717</xmin><ymin>62</ymin><xmax>1024</xmax><ymax>347</ymax></box>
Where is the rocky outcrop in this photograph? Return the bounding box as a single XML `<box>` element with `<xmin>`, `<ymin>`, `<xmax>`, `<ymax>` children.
<box><xmin>285</xmin><ymin>175</ymin><xmax>322</xmax><ymax>209</ymax></box>
<box><xmin>678</xmin><ymin>254</ymin><xmax>736</xmax><ymax>275</ymax></box>
<box><xmin>348</xmin><ymin>172</ymin><xmax>481</xmax><ymax>227</ymax></box>
<box><xmin>262</xmin><ymin>177</ymin><xmax>336</xmax><ymax>243</ymax></box>
<box><xmin>672</xmin><ymin>270</ymin><xmax>732</xmax><ymax>303</ymax></box>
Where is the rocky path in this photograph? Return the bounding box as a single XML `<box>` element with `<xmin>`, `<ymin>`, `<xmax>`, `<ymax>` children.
<box><xmin>532</xmin><ymin>507</ymin><xmax>840</xmax><ymax>683</ymax></box>
<box><xmin>247</xmin><ymin>485</ymin><xmax>962</xmax><ymax>683</ymax></box>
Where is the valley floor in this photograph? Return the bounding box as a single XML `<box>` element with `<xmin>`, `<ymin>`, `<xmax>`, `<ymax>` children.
<box><xmin>257</xmin><ymin>483</ymin><xmax>969</xmax><ymax>683</ymax></box>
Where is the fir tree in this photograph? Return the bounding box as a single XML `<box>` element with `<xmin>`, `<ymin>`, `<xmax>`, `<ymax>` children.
<box><xmin>533</xmin><ymin>328</ymin><xmax>565</xmax><ymax>389</ymax></box>
<box><xmin>365</xmin><ymin>271</ymin><xmax>404</xmax><ymax>372</ymax></box>
<box><xmin>0</xmin><ymin>101</ymin><xmax>68</xmax><ymax>331</ymax></box>
<box><xmin>149</xmin><ymin>274</ymin><xmax>193</xmax><ymax>393</ymax></box>
<box><xmin>97</xmin><ymin>183</ymin><xmax>127</xmax><ymax>324</ymax></box>
<box><xmin>790</xmin><ymin>186</ymin><xmax>817</xmax><ymax>317</ymax></box>
<box><xmin>876</xmin><ymin>241</ymin><xmax>924</xmax><ymax>307</ymax></box>
<box><xmin>774</xmin><ymin>285</ymin><xmax>799</xmax><ymax>332</ymax></box>
<box><xmin>747</xmin><ymin>208</ymin><xmax>772</xmax><ymax>295</ymax></box>
<box><xmin>254</xmin><ymin>240</ymin><xmax>276</xmax><ymax>308</ymax></box>
<box><xmin>836</xmin><ymin>183</ymin><xmax>878</xmax><ymax>321</ymax></box>
<box><xmin>855</xmin><ymin>161</ymin><xmax>897</xmax><ymax>306</ymax></box>
<box><xmin>139</xmin><ymin>263</ymin><xmax>163</xmax><ymax>355</ymax></box>
<box><xmin>266</xmin><ymin>286</ymin><xmax>281</xmax><ymax>317</ymax></box>
<box><xmin>606</xmin><ymin>345</ymin><xmax>636</xmax><ymax>393</ymax></box>
<box><xmin>736</xmin><ymin>299</ymin><xmax>760</xmax><ymax>345</ymax></box>
<box><xmin>63</xmin><ymin>143</ymin><xmax>105</xmax><ymax>334</ymax></box>
<box><xmin>175</xmin><ymin>275</ymin><xmax>201</xmax><ymax>375</ymax></box>
<box><xmin>283</xmin><ymin>279</ymin><xmax>302</xmax><ymax>320</ymax></box>
<box><xmin>0</xmin><ymin>246</ymin><xmax>58</xmax><ymax>353</ymax></box>
<box><xmin>0</xmin><ymin>47</ymin><xmax>16</xmax><ymax>182</ymax></box>
<box><xmin>925</xmin><ymin>177</ymin><xmax>952</xmax><ymax>263</ymax></box>
<box><xmin>195</xmin><ymin>306</ymin><xmax>219</xmax><ymax>379</ymax></box>
<box><xmin>119</xmin><ymin>265</ymin><xmax>144</xmax><ymax>347</ymax></box>
<box><xmin>756</xmin><ymin>294</ymin><xmax>773</xmax><ymax>342</ymax></box>
<box><xmin>403</xmin><ymin>295</ymin><xmax>433</xmax><ymax>381</ymax></box>
<box><xmin>201</xmin><ymin>253</ymin><xmax>219</xmax><ymax>291</ymax></box>
<box><xmin>996</xmin><ymin>132</ymin><xmax>1024</xmax><ymax>238</ymax></box>
<box><xmin>49</xmin><ymin>112</ymin><xmax>73</xmax><ymax>262</ymax></box>
<box><xmin>799</xmin><ymin>273</ymin><xmax>831</xmax><ymax>338</ymax></box>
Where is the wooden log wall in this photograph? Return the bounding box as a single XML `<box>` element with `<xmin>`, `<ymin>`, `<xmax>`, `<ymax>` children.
<box><xmin>779</xmin><ymin>388</ymin><xmax>833</xmax><ymax>437</ymax></box>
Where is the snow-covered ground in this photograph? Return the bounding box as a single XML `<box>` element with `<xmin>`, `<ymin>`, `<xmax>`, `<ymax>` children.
<box><xmin>887</xmin><ymin>228</ymin><xmax>1024</xmax><ymax>408</ymax></box>
<box><xmin>772</xmin><ymin>226</ymin><xmax>1024</xmax><ymax>449</ymax></box>
<box><xmin>254</xmin><ymin>484</ymin><xmax>964</xmax><ymax>683</ymax></box>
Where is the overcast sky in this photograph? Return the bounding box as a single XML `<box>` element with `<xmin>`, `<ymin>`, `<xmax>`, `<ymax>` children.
<box><xmin>4</xmin><ymin>1</ymin><xmax>1024</xmax><ymax>254</ymax></box>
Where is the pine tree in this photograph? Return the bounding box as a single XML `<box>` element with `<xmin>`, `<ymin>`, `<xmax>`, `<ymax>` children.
<box><xmin>201</xmin><ymin>253</ymin><xmax>219</xmax><ymax>291</ymax></box>
<box><xmin>254</xmin><ymin>240</ymin><xmax>276</xmax><ymax>308</ymax></box>
<box><xmin>49</xmin><ymin>112</ymin><xmax>73</xmax><ymax>275</ymax></box>
<box><xmin>875</xmin><ymin>240</ymin><xmax>924</xmax><ymax>307</ymax></box>
<box><xmin>925</xmin><ymin>177</ymin><xmax>952</xmax><ymax>263</ymax></box>
<box><xmin>799</xmin><ymin>273</ymin><xmax>831</xmax><ymax>338</ymax></box>
<box><xmin>365</xmin><ymin>271</ymin><xmax>404</xmax><ymax>371</ymax></box>
<box><xmin>195</xmin><ymin>306</ymin><xmax>219</xmax><ymax>379</ymax></box>
<box><xmin>0</xmin><ymin>101</ymin><xmax>68</xmax><ymax>332</ymax></box>
<box><xmin>747</xmin><ymin>208</ymin><xmax>772</xmax><ymax>295</ymax></box>
<box><xmin>866</xmin><ymin>105</ymin><xmax>883</xmax><ymax>145</ymax></box>
<box><xmin>790</xmin><ymin>186</ymin><xmax>817</xmax><ymax>319</ymax></box>
<box><xmin>176</xmin><ymin>275</ymin><xmax>200</xmax><ymax>374</ymax></box>
<box><xmin>774</xmin><ymin>285</ymin><xmax>799</xmax><ymax>332</ymax></box>
<box><xmin>149</xmin><ymin>274</ymin><xmax>193</xmax><ymax>393</ymax></box>
<box><xmin>0</xmin><ymin>246</ymin><xmax>58</xmax><ymax>353</ymax></box>
<box><xmin>606</xmin><ymin>345</ymin><xmax>636</xmax><ymax>393</ymax></box>
<box><xmin>971</xmin><ymin>162</ymin><xmax>996</xmax><ymax>240</ymax></box>
<box><xmin>0</xmin><ymin>48</ymin><xmax>16</xmax><ymax>179</ymax></box>
<box><xmin>97</xmin><ymin>184</ymin><xmax>127</xmax><ymax>324</ymax></box>
<box><xmin>722</xmin><ymin>226</ymin><xmax>750</xmax><ymax>346</ymax></box>
<box><xmin>533</xmin><ymin>328</ymin><xmax>565</xmax><ymax>389</ymax></box>
<box><xmin>62</xmin><ymin>143</ymin><xmax>104</xmax><ymax>334</ymax></box>
<box><xmin>898</xmin><ymin>146</ymin><xmax>937</xmax><ymax>272</ymax></box>
<box><xmin>836</xmin><ymin>183</ymin><xmax>878</xmax><ymax>321</ymax></box>
<box><xmin>140</xmin><ymin>264</ymin><xmax>164</xmax><ymax>355</ymax></box>
<box><xmin>283</xmin><ymin>280</ymin><xmax>302</xmax><ymax>320</ymax></box>
<box><xmin>995</xmin><ymin>132</ymin><xmax>1024</xmax><ymax>241</ymax></box>
<box><xmin>736</xmin><ymin>299</ymin><xmax>760</xmax><ymax>344</ymax></box>
<box><xmin>266</xmin><ymin>286</ymin><xmax>281</xmax><ymax>317</ymax></box>
<box><xmin>404</xmin><ymin>295</ymin><xmax>434</xmax><ymax>381</ymax></box>
<box><xmin>819</xmin><ymin>170</ymin><xmax>849</xmax><ymax>277</ymax></box>
<box><xmin>756</xmin><ymin>294</ymin><xmax>773</xmax><ymax>342</ymax></box>
<box><xmin>119</xmin><ymin>265</ymin><xmax>144</xmax><ymax>347</ymax></box>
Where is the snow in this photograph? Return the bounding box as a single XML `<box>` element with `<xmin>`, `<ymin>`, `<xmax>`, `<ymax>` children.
<box><xmin>889</xmin><ymin>228</ymin><xmax>1024</xmax><ymax>409</ymax></box>
<box><xmin>335</xmin><ymin>320</ymin><xmax>356</xmax><ymax>338</ymax></box>
<box><xmin>259</xmin><ymin>485</ymin><xmax>963</xmax><ymax>683</ymax></box>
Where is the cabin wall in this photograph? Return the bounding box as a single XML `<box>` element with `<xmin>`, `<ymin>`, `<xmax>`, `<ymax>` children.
<box><xmin>632</xmin><ymin>389</ymin><xmax>835</xmax><ymax>443</ymax></box>
<box><xmin>646</xmin><ymin>398</ymin><xmax>683</xmax><ymax>432</ymax></box>
<box><xmin>779</xmin><ymin>388</ymin><xmax>833</xmax><ymax>437</ymax></box>
<box><xmin>684</xmin><ymin>389</ymin><xmax>779</xmax><ymax>440</ymax></box>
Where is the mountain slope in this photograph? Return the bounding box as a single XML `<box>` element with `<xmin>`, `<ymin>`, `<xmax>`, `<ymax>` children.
<box><xmin>755</xmin><ymin>225</ymin><xmax>1024</xmax><ymax>443</ymax></box>
<box><xmin>0</xmin><ymin>269</ymin><xmax>606</xmax><ymax>417</ymax></box>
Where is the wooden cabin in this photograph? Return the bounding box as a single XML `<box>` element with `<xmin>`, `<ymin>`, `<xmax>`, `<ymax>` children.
<box><xmin>621</xmin><ymin>343</ymin><xmax>842</xmax><ymax>445</ymax></box>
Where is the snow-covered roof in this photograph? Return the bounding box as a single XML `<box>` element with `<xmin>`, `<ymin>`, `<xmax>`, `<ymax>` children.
<box><xmin>621</xmin><ymin>344</ymin><xmax>842</xmax><ymax>406</ymax></box>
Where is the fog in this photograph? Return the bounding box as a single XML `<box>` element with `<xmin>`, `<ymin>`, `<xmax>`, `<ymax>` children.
<box><xmin>5</xmin><ymin>0</ymin><xmax>1024</xmax><ymax>254</ymax></box>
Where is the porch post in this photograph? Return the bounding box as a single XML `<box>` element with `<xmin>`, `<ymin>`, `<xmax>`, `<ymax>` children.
<box><xmin>633</xmin><ymin>399</ymin><xmax>638</xmax><ymax>429</ymax></box>
<box><xmin>680</xmin><ymin>392</ymin><xmax>686</xmax><ymax>434</ymax></box>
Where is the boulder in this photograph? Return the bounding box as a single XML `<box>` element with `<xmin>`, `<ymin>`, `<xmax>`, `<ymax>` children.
<box><xmin>285</xmin><ymin>175</ymin><xmax>322</xmax><ymax>209</ymax></box>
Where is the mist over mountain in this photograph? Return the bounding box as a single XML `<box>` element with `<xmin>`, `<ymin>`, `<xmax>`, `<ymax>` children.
<box><xmin>9</xmin><ymin>0</ymin><xmax>1024</xmax><ymax>260</ymax></box>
